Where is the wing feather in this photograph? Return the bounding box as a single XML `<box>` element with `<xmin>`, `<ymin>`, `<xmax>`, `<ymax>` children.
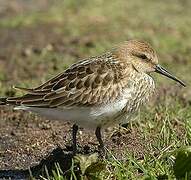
<box><xmin>14</xmin><ymin>86</ymin><xmax>51</xmax><ymax>95</ymax></box>
<box><xmin>5</xmin><ymin>52</ymin><xmax>129</xmax><ymax>108</ymax></box>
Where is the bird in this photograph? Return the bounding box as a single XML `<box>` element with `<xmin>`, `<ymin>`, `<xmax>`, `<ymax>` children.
<box><xmin>0</xmin><ymin>40</ymin><xmax>186</xmax><ymax>155</ymax></box>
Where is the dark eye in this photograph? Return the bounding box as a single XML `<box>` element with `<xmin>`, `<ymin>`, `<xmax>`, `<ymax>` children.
<box><xmin>137</xmin><ymin>54</ymin><xmax>147</xmax><ymax>59</ymax></box>
<box><xmin>133</xmin><ymin>52</ymin><xmax>148</xmax><ymax>60</ymax></box>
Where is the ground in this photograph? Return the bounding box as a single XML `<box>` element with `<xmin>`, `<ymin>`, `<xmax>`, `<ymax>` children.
<box><xmin>0</xmin><ymin>0</ymin><xmax>191</xmax><ymax>179</ymax></box>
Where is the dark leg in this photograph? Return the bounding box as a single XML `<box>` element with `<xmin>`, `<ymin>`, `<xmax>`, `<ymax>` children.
<box><xmin>72</xmin><ymin>124</ymin><xmax>78</xmax><ymax>154</ymax></box>
<box><xmin>95</xmin><ymin>126</ymin><xmax>105</xmax><ymax>156</ymax></box>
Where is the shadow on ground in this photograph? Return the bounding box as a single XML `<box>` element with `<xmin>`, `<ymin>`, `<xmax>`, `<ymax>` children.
<box><xmin>1</xmin><ymin>1</ymin><xmax>189</xmax><ymax>179</ymax></box>
<box><xmin>0</xmin><ymin>146</ymin><xmax>107</xmax><ymax>179</ymax></box>
<box><xmin>0</xmin><ymin>147</ymin><xmax>75</xmax><ymax>179</ymax></box>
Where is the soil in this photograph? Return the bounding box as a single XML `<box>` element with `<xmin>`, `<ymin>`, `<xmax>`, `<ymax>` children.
<box><xmin>0</xmin><ymin>106</ymin><xmax>148</xmax><ymax>179</ymax></box>
<box><xmin>0</xmin><ymin>1</ymin><xmax>150</xmax><ymax>179</ymax></box>
<box><xmin>0</xmin><ymin>1</ymin><xmax>187</xmax><ymax>179</ymax></box>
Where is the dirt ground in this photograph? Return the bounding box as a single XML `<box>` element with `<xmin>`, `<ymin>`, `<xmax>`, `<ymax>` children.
<box><xmin>0</xmin><ymin>0</ymin><xmax>190</xmax><ymax>179</ymax></box>
<box><xmin>0</xmin><ymin>1</ymin><xmax>152</xmax><ymax>179</ymax></box>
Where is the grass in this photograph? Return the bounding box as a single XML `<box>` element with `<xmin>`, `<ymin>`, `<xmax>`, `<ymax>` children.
<box><xmin>40</xmin><ymin>99</ymin><xmax>191</xmax><ymax>179</ymax></box>
<box><xmin>0</xmin><ymin>0</ymin><xmax>191</xmax><ymax>179</ymax></box>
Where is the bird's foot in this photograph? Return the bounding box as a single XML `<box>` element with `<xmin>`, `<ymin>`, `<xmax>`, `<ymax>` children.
<box><xmin>98</xmin><ymin>145</ymin><xmax>108</xmax><ymax>159</ymax></box>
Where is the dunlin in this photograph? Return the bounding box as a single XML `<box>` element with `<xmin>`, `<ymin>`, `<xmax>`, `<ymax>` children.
<box><xmin>0</xmin><ymin>40</ymin><xmax>185</xmax><ymax>155</ymax></box>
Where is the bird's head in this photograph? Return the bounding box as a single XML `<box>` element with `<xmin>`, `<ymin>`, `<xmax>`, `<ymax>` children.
<box><xmin>113</xmin><ymin>40</ymin><xmax>186</xmax><ymax>87</ymax></box>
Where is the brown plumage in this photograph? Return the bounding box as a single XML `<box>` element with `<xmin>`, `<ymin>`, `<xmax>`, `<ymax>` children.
<box><xmin>0</xmin><ymin>40</ymin><xmax>185</xmax><ymax>155</ymax></box>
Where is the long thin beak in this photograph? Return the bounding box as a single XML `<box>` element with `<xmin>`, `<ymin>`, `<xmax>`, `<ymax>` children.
<box><xmin>155</xmin><ymin>65</ymin><xmax>186</xmax><ymax>87</ymax></box>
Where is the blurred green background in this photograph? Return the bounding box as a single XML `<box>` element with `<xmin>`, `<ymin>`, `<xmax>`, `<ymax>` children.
<box><xmin>0</xmin><ymin>0</ymin><xmax>190</xmax><ymax>93</ymax></box>
<box><xmin>0</xmin><ymin>0</ymin><xmax>191</xmax><ymax>179</ymax></box>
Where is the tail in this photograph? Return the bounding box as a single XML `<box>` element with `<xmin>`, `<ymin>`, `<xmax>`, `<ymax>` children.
<box><xmin>0</xmin><ymin>97</ymin><xmax>7</xmax><ymax>105</ymax></box>
<box><xmin>0</xmin><ymin>97</ymin><xmax>30</xmax><ymax>111</ymax></box>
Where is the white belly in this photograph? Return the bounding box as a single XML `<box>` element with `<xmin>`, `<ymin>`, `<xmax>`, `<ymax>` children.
<box><xmin>14</xmin><ymin>93</ymin><xmax>131</xmax><ymax>130</ymax></box>
<box><xmin>14</xmin><ymin>73</ymin><xmax>155</xmax><ymax>129</ymax></box>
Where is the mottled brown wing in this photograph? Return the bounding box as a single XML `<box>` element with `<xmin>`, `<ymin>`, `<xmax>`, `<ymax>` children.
<box><xmin>7</xmin><ymin>53</ymin><xmax>128</xmax><ymax>107</ymax></box>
